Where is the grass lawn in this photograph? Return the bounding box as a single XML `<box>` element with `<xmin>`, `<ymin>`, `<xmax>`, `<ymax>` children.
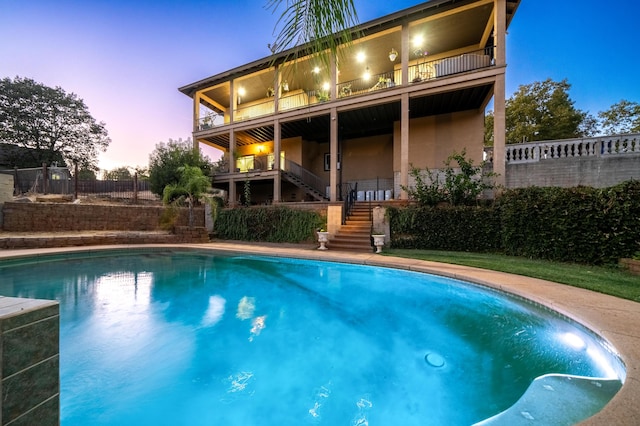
<box><xmin>384</xmin><ymin>249</ymin><xmax>640</xmax><ymax>303</ymax></box>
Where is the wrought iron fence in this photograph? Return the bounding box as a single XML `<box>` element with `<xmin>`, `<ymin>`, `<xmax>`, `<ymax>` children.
<box><xmin>0</xmin><ymin>166</ymin><xmax>159</xmax><ymax>203</ymax></box>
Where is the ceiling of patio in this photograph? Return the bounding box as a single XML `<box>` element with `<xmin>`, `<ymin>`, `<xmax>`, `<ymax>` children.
<box><xmin>200</xmin><ymin>82</ymin><xmax>492</xmax><ymax>150</ymax></box>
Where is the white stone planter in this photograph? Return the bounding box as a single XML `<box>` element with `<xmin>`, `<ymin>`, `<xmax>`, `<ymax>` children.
<box><xmin>372</xmin><ymin>234</ymin><xmax>385</xmax><ymax>253</ymax></box>
<box><xmin>317</xmin><ymin>231</ymin><xmax>330</xmax><ymax>250</ymax></box>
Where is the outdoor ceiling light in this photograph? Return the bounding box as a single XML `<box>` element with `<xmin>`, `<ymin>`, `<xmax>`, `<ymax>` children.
<box><xmin>322</xmin><ymin>82</ymin><xmax>330</xmax><ymax>91</ymax></box>
<box><xmin>312</xmin><ymin>66</ymin><xmax>320</xmax><ymax>74</ymax></box>
<box><xmin>356</xmin><ymin>51</ymin><xmax>366</xmax><ymax>63</ymax></box>
<box><xmin>412</xmin><ymin>34</ymin><xmax>424</xmax><ymax>48</ymax></box>
<box><xmin>237</xmin><ymin>87</ymin><xmax>245</xmax><ymax>104</ymax></box>
<box><xmin>363</xmin><ymin>66</ymin><xmax>371</xmax><ymax>81</ymax></box>
<box><xmin>388</xmin><ymin>48</ymin><xmax>398</xmax><ymax>62</ymax></box>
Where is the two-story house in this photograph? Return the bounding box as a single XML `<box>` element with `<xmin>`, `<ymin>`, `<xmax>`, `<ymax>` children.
<box><xmin>179</xmin><ymin>0</ymin><xmax>519</xmax><ymax>206</ymax></box>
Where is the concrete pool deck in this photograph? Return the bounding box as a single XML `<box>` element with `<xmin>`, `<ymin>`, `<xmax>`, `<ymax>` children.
<box><xmin>0</xmin><ymin>241</ymin><xmax>638</xmax><ymax>425</ymax></box>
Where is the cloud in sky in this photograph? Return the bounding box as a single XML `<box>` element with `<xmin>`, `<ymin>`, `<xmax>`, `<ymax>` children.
<box><xmin>1</xmin><ymin>0</ymin><xmax>638</xmax><ymax>171</ymax></box>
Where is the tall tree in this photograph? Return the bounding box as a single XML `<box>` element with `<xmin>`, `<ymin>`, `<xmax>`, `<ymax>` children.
<box><xmin>598</xmin><ymin>100</ymin><xmax>640</xmax><ymax>135</ymax></box>
<box><xmin>505</xmin><ymin>79</ymin><xmax>591</xmax><ymax>143</ymax></box>
<box><xmin>102</xmin><ymin>167</ymin><xmax>132</xmax><ymax>181</ymax></box>
<box><xmin>0</xmin><ymin>77</ymin><xmax>110</xmax><ymax>168</ymax></box>
<box><xmin>485</xmin><ymin>78</ymin><xmax>595</xmax><ymax>145</ymax></box>
<box><xmin>148</xmin><ymin>138</ymin><xmax>212</xmax><ymax>196</ymax></box>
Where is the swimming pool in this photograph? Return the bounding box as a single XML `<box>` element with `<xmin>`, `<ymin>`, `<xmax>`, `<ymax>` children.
<box><xmin>0</xmin><ymin>249</ymin><xmax>625</xmax><ymax>425</ymax></box>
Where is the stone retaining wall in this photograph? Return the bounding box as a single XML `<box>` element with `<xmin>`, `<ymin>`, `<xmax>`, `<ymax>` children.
<box><xmin>0</xmin><ymin>227</ymin><xmax>209</xmax><ymax>249</ymax></box>
<box><xmin>1</xmin><ymin>202</ymin><xmax>204</xmax><ymax>232</ymax></box>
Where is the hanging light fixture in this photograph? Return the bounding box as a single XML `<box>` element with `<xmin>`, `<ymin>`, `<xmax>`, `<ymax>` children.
<box><xmin>363</xmin><ymin>66</ymin><xmax>371</xmax><ymax>81</ymax></box>
<box><xmin>388</xmin><ymin>48</ymin><xmax>398</xmax><ymax>62</ymax></box>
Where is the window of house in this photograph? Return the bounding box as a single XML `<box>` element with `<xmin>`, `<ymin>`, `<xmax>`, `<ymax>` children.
<box><xmin>236</xmin><ymin>155</ymin><xmax>254</xmax><ymax>172</ymax></box>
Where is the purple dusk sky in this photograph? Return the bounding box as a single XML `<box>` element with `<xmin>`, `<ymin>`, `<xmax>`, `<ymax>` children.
<box><xmin>1</xmin><ymin>0</ymin><xmax>638</xmax><ymax>171</ymax></box>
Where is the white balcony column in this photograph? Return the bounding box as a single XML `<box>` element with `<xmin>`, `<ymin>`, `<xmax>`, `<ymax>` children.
<box><xmin>401</xmin><ymin>23</ymin><xmax>409</xmax><ymax>86</ymax></box>
<box><xmin>399</xmin><ymin>93</ymin><xmax>410</xmax><ymax>199</ymax></box>
<box><xmin>329</xmin><ymin>107</ymin><xmax>338</xmax><ymax>202</ymax></box>
<box><xmin>273</xmin><ymin>119</ymin><xmax>281</xmax><ymax>203</ymax></box>
<box><xmin>229</xmin><ymin>129</ymin><xmax>237</xmax><ymax>206</ymax></box>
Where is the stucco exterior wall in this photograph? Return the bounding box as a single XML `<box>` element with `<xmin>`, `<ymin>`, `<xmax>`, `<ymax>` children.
<box><xmin>393</xmin><ymin>110</ymin><xmax>484</xmax><ymax>171</ymax></box>
<box><xmin>341</xmin><ymin>135</ymin><xmax>394</xmax><ymax>182</ymax></box>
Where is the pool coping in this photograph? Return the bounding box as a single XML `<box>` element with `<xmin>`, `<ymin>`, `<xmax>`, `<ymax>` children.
<box><xmin>1</xmin><ymin>242</ymin><xmax>638</xmax><ymax>425</ymax></box>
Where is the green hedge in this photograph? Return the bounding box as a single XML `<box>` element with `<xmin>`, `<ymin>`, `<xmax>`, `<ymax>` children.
<box><xmin>215</xmin><ymin>206</ymin><xmax>324</xmax><ymax>243</ymax></box>
<box><xmin>388</xmin><ymin>180</ymin><xmax>640</xmax><ymax>264</ymax></box>
<box><xmin>499</xmin><ymin>180</ymin><xmax>640</xmax><ymax>264</ymax></box>
<box><xmin>387</xmin><ymin>205</ymin><xmax>502</xmax><ymax>252</ymax></box>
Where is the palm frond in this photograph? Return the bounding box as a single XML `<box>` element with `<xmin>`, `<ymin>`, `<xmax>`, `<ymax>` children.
<box><xmin>267</xmin><ymin>0</ymin><xmax>359</xmax><ymax>69</ymax></box>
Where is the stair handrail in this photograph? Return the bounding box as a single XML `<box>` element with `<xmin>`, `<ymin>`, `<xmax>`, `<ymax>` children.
<box><xmin>282</xmin><ymin>158</ymin><xmax>328</xmax><ymax>198</ymax></box>
<box><xmin>340</xmin><ymin>182</ymin><xmax>357</xmax><ymax>225</ymax></box>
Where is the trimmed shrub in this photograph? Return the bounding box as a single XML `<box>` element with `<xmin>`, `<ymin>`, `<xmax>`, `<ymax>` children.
<box><xmin>388</xmin><ymin>205</ymin><xmax>502</xmax><ymax>252</ymax></box>
<box><xmin>215</xmin><ymin>206</ymin><xmax>324</xmax><ymax>243</ymax></box>
<box><xmin>498</xmin><ymin>181</ymin><xmax>640</xmax><ymax>264</ymax></box>
<box><xmin>388</xmin><ymin>180</ymin><xmax>640</xmax><ymax>265</ymax></box>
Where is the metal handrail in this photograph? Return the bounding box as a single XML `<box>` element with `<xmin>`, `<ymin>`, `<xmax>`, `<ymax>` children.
<box><xmin>408</xmin><ymin>45</ymin><xmax>495</xmax><ymax>83</ymax></box>
<box><xmin>282</xmin><ymin>158</ymin><xmax>327</xmax><ymax>197</ymax></box>
<box><xmin>340</xmin><ymin>182</ymin><xmax>357</xmax><ymax>225</ymax></box>
<box><xmin>337</xmin><ymin>71</ymin><xmax>398</xmax><ymax>99</ymax></box>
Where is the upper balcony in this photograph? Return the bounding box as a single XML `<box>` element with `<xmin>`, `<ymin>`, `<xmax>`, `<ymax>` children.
<box><xmin>182</xmin><ymin>0</ymin><xmax>511</xmax><ymax>135</ymax></box>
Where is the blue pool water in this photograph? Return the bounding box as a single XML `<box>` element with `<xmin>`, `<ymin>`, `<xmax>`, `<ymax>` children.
<box><xmin>0</xmin><ymin>250</ymin><xmax>625</xmax><ymax>425</ymax></box>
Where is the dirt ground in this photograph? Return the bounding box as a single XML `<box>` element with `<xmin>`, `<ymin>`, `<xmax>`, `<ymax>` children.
<box><xmin>14</xmin><ymin>192</ymin><xmax>162</xmax><ymax>206</ymax></box>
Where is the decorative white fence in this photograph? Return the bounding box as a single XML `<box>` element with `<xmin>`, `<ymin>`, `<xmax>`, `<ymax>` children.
<box><xmin>485</xmin><ymin>133</ymin><xmax>640</xmax><ymax>164</ymax></box>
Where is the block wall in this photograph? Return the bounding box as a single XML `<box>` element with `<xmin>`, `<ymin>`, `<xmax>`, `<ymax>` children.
<box><xmin>505</xmin><ymin>155</ymin><xmax>640</xmax><ymax>189</ymax></box>
<box><xmin>1</xmin><ymin>203</ymin><xmax>204</xmax><ymax>232</ymax></box>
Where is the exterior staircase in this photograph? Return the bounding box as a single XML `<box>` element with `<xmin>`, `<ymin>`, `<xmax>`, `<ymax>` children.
<box><xmin>328</xmin><ymin>202</ymin><xmax>373</xmax><ymax>252</ymax></box>
<box><xmin>281</xmin><ymin>170</ymin><xmax>328</xmax><ymax>201</ymax></box>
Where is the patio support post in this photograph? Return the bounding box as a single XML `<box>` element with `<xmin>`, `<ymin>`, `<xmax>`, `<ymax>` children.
<box><xmin>229</xmin><ymin>80</ymin><xmax>235</xmax><ymax>123</ymax></box>
<box><xmin>194</xmin><ymin>92</ymin><xmax>201</xmax><ymax>131</ymax></box>
<box><xmin>401</xmin><ymin>23</ymin><xmax>409</xmax><ymax>86</ymax></box>
<box><xmin>330</xmin><ymin>50</ymin><xmax>337</xmax><ymax>100</ymax></box>
<box><xmin>273</xmin><ymin>119</ymin><xmax>281</xmax><ymax>203</ymax></box>
<box><xmin>492</xmin><ymin>0</ymin><xmax>507</xmax><ymax>187</ymax></box>
<box><xmin>399</xmin><ymin>93</ymin><xmax>410</xmax><ymax>199</ymax></box>
<box><xmin>229</xmin><ymin>129</ymin><xmax>237</xmax><ymax>206</ymax></box>
<box><xmin>329</xmin><ymin>107</ymin><xmax>338</xmax><ymax>202</ymax></box>
<box><xmin>274</xmin><ymin>66</ymin><xmax>280</xmax><ymax>113</ymax></box>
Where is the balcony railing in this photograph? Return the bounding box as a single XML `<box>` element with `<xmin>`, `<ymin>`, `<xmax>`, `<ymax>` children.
<box><xmin>408</xmin><ymin>46</ymin><xmax>494</xmax><ymax>84</ymax></box>
<box><xmin>484</xmin><ymin>133</ymin><xmax>640</xmax><ymax>164</ymax></box>
<box><xmin>197</xmin><ymin>46</ymin><xmax>495</xmax><ymax>129</ymax></box>
<box><xmin>337</xmin><ymin>71</ymin><xmax>398</xmax><ymax>99</ymax></box>
<box><xmin>197</xmin><ymin>112</ymin><xmax>225</xmax><ymax>131</ymax></box>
